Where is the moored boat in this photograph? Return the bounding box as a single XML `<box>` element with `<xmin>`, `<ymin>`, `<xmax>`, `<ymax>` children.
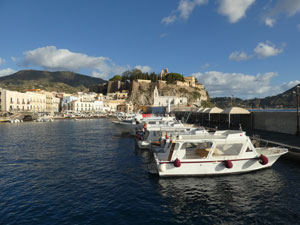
<box><xmin>136</xmin><ymin>126</ymin><xmax>207</xmax><ymax>150</ymax></box>
<box><xmin>151</xmin><ymin>130</ymin><xmax>288</xmax><ymax>177</ymax></box>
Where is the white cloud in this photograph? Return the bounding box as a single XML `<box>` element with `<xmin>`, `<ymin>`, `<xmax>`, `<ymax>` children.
<box><xmin>218</xmin><ymin>0</ymin><xmax>255</xmax><ymax>23</ymax></box>
<box><xmin>229</xmin><ymin>51</ymin><xmax>252</xmax><ymax>61</ymax></box>
<box><xmin>264</xmin><ymin>0</ymin><xmax>300</xmax><ymax>27</ymax></box>
<box><xmin>193</xmin><ymin>70</ymin><xmax>298</xmax><ymax>98</ymax></box>
<box><xmin>161</xmin><ymin>15</ymin><xmax>177</xmax><ymax>25</ymax></box>
<box><xmin>273</xmin><ymin>0</ymin><xmax>300</xmax><ymax>16</ymax></box>
<box><xmin>192</xmin><ymin>70</ymin><xmax>280</xmax><ymax>98</ymax></box>
<box><xmin>297</xmin><ymin>24</ymin><xmax>300</xmax><ymax>31</ymax></box>
<box><xmin>280</xmin><ymin>80</ymin><xmax>300</xmax><ymax>91</ymax></box>
<box><xmin>11</xmin><ymin>56</ymin><xmax>17</xmax><ymax>63</ymax></box>
<box><xmin>0</xmin><ymin>68</ymin><xmax>16</xmax><ymax>77</ymax></box>
<box><xmin>160</xmin><ymin>33</ymin><xmax>168</xmax><ymax>38</ymax></box>
<box><xmin>134</xmin><ymin>65</ymin><xmax>152</xmax><ymax>73</ymax></box>
<box><xmin>161</xmin><ymin>0</ymin><xmax>207</xmax><ymax>25</ymax></box>
<box><xmin>200</xmin><ymin>63</ymin><xmax>210</xmax><ymax>70</ymax></box>
<box><xmin>22</xmin><ymin>46</ymin><xmax>129</xmax><ymax>79</ymax></box>
<box><xmin>178</xmin><ymin>0</ymin><xmax>208</xmax><ymax>19</ymax></box>
<box><xmin>265</xmin><ymin>17</ymin><xmax>275</xmax><ymax>27</ymax></box>
<box><xmin>254</xmin><ymin>41</ymin><xmax>284</xmax><ymax>58</ymax></box>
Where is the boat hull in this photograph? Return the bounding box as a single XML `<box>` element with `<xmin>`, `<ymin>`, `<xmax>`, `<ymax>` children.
<box><xmin>137</xmin><ymin>140</ymin><xmax>150</xmax><ymax>150</ymax></box>
<box><xmin>112</xmin><ymin>120</ymin><xmax>139</xmax><ymax>130</ymax></box>
<box><xmin>154</xmin><ymin>153</ymin><xmax>286</xmax><ymax>177</ymax></box>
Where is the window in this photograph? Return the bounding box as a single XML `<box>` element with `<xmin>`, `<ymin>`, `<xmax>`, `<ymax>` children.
<box><xmin>212</xmin><ymin>143</ymin><xmax>243</xmax><ymax>157</ymax></box>
<box><xmin>183</xmin><ymin>142</ymin><xmax>213</xmax><ymax>159</ymax></box>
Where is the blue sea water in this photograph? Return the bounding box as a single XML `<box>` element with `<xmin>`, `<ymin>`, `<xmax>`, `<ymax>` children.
<box><xmin>0</xmin><ymin>119</ymin><xmax>300</xmax><ymax>225</ymax></box>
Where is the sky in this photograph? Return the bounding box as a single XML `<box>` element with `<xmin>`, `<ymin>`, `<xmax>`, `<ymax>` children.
<box><xmin>0</xmin><ymin>0</ymin><xmax>300</xmax><ymax>99</ymax></box>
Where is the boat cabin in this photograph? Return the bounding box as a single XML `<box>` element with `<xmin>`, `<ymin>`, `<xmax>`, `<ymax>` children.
<box><xmin>156</xmin><ymin>130</ymin><xmax>257</xmax><ymax>162</ymax></box>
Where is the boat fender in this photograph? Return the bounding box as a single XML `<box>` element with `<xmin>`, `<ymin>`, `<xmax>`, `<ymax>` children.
<box><xmin>159</xmin><ymin>164</ymin><xmax>166</xmax><ymax>172</ymax></box>
<box><xmin>224</xmin><ymin>160</ymin><xmax>233</xmax><ymax>169</ymax></box>
<box><xmin>174</xmin><ymin>158</ymin><xmax>181</xmax><ymax>167</ymax></box>
<box><xmin>259</xmin><ymin>154</ymin><xmax>268</xmax><ymax>165</ymax></box>
<box><xmin>165</xmin><ymin>132</ymin><xmax>169</xmax><ymax>139</ymax></box>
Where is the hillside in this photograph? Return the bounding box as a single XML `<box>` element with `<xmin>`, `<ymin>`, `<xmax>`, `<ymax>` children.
<box><xmin>211</xmin><ymin>85</ymin><xmax>299</xmax><ymax>108</ymax></box>
<box><xmin>0</xmin><ymin>70</ymin><xmax>106</xmax><ymax>93</ymax></box>
<box><xmin>128</xmin><ymin>81</ymin><xmax>209</xmax><ymax>106</ymax></box>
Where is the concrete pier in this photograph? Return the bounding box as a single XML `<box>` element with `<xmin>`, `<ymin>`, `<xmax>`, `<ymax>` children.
<box><xmin>174</xmin><ymin>110</ymin><xmax>300</xmax><ymax>163</ymax></box>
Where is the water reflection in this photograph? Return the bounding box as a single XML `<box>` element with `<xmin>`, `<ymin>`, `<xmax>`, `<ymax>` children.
<box><xmin>156</xmin><ymin>169</ymin><xmax>285</xmax><ymax>224</ymax></box>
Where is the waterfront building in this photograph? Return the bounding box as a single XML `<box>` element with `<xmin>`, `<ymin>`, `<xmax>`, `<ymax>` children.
<box><xmin>26</xmin><ymin>91</ymin><xmax>47</xmax><ymax>112</ymax></box>
<box><xmin>104</xmin><ymin>99</ymin><xmax>126</xmax><ymax>112</ymax></box>
<box><xmin>116</xmin><ymin>102</ymin><xmax>134</xmax><ymax>113</ymax></box>
<box><xmin>0</xmin><ymin>88</ymin><xmax>29</xmax><ymax>112</ymax></box>
<box><xmin>61</xmin><ymin>95</ymin><xmax>79</xmax><ymax>111</ymax></box>
<box><xmin>70</xmin><ymin>100</ymin><xmax>94</xmax><ymax>112</ymax></box>
<box><xmin>94</xmin><ymin>100</ymin><xmax>105</xmax><ymax>112</ymax></box>
<box><xmin>153</xmin><ymin>86</ymin><xmax>187</xmax><ymax>107</ymax></box>
<box><xmin>0</xmin><ymin>88</ymin><xmax>56</xmax><ymax>113</ymax></box>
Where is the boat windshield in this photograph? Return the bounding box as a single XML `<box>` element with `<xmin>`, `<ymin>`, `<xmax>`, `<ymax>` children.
<box><xmin>212</xmin><ymin>143</ymin><xmax>243</xmax><ymax>157</ymax></box>
<box><xmin>144</xmin><ymin>130</ymin><xmax>150</xmax><ymax>139</ymax></box>
<box><xmin>183</xmin><ymin>142</ymin><xmax>213</xmax><ymax>159</ymax></box>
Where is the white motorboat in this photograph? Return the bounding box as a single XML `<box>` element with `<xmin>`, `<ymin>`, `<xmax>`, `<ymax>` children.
<box><xmin>136</xmin><ymin>126</ymin><xmax>207</xmax><ymax>150</ymax></box>
<box><xmin>112</xmin><ymin>113</ymin><xmax>178</xmax><ymax>130</ymax></box>
<box><xmin>151</xmin><ymin>130</ymin><xmax>288</xmax><ymax>177</ymax></box>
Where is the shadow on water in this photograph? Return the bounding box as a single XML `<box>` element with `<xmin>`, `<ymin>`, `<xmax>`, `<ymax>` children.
<box><xmin>149</xmin><ymin>161</ymin><xmax>300</xmax><ymax>225</ymax></box>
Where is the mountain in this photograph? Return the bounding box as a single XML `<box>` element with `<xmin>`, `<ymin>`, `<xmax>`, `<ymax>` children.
<box><xmin>0</xmin><ymin>70</ymin><xmax>106</xmax><ymax>93</ymax></box>
<box><xmin>211</xmin><ymin>85</ymin><xmax>300</xmax><ymax>108</ymax></box>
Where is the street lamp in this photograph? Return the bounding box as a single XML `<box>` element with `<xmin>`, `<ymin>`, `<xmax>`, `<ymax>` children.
<box><xmin>296</xmin><ymin>86</ymin><xmax>300</xmax><ymax>136</ymax></box>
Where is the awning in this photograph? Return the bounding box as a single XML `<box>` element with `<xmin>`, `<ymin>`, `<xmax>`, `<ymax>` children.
<box><xmin>221</xmin><ymin>107</ymin><xmax>250</xmax><ymax>128</ymax></box>
<box><xmin>206</xmin><ymin>107</ymin><xmax>223</xmax><ymax>114</ymax></box>
<box><xmin>221</xmin><ymin>107</ymin><xmax>250</xmax><ymax>114</ymax></box>
<box><xmin>199</xmin><ymin>108</ymin><xmax>211</xmax><ymax>113</ymax></box>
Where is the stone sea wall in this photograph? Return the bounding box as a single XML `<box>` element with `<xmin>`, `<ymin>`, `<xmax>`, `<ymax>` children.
<box><xmin>252</xmin><ymin>111</ymin><xmax>297</xmax><ymax>135</ymax></box>
<box><xmin>175</xmin><ymin>111</ymin><xmax>298</xmax><ymax>135</ymax></box>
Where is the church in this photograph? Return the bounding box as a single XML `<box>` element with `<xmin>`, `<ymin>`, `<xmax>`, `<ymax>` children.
<box><xmin>153</xmin><ymin>86</ymin><xmax>187</xmax><ymax>107</ymax></box>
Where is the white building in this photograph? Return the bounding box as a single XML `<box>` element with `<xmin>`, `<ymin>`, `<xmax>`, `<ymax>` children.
<box><xmin>0</xmin><ymin>88</ymin><xmax>61</xmax><ymax>113</ymax></box>
<box><xmin>70</xmin><ymin>100</ymin><xmax>94</xmax><ymax>112</ymax></box>
<box><xmin>0</xmin><ymin>88</ymin><xmax>52</xmax><ymax>112</ymax></box>
<box><xmin>153</xmin><ymin>86</ymin><xmax>187</xmax><ymax>107</ymax></box>
<box><xmin>0</xmin><ymin>88</ymin><xmax>30</xmax><ymax>112</ymax></box>
<box><xmin>45</xmin><ymin>91</ymin><xmax>60</xmax><ymax>113</ymax></box>
<box><xmin>104</xmin><ymin>100</ymin><xmax>126</xmax><ymax>112</ymax></box>
<box><xmin>94</xmin><ymin>100</ymin><xmax>104</xmax><ymax>111</ymax></box>
<box><xmin>69</xmin><ymin>98</ymin><xmax>105</xmax><ymax>112</ymax></box>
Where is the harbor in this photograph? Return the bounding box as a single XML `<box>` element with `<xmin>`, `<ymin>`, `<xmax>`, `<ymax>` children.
<box><xmin>0</xmin><ymin>118</ymin><xmax>300</xmax><ymax>225</ymax></box>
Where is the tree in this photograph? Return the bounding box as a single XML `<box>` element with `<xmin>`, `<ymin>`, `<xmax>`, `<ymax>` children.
<box><xmin>165</xmin><ymin>73</ymin><xmax>184</xmax><ymax>84</ymax></box>
<box><xmin>109</xmin><ymin>75</ymin><xmax>122</xmax><ymax>81</ymax></box>
<box><xmin>192</xmin><ymin>91</ymin><xmax>201</xmax><ymax>100</ymax></box>
<box><xmin>149</xmin><ymin>72</ymin><xmax>158</xmax><ymax>83</ymax></box>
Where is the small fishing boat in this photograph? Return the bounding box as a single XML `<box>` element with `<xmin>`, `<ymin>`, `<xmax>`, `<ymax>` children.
<box><xmin>136</xmin><ymin>126</ymin><xmax>207</xmax><ymax>150</ymax></box>
<box><xmin>151</xmin><ymin>130</ymin><xmax>288</xmax><ymax>177</ymax></box>
<box><xmin>112</xmin><ymin>113</ymin><xmax>178</xmax><ymax>130</ymax></box>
